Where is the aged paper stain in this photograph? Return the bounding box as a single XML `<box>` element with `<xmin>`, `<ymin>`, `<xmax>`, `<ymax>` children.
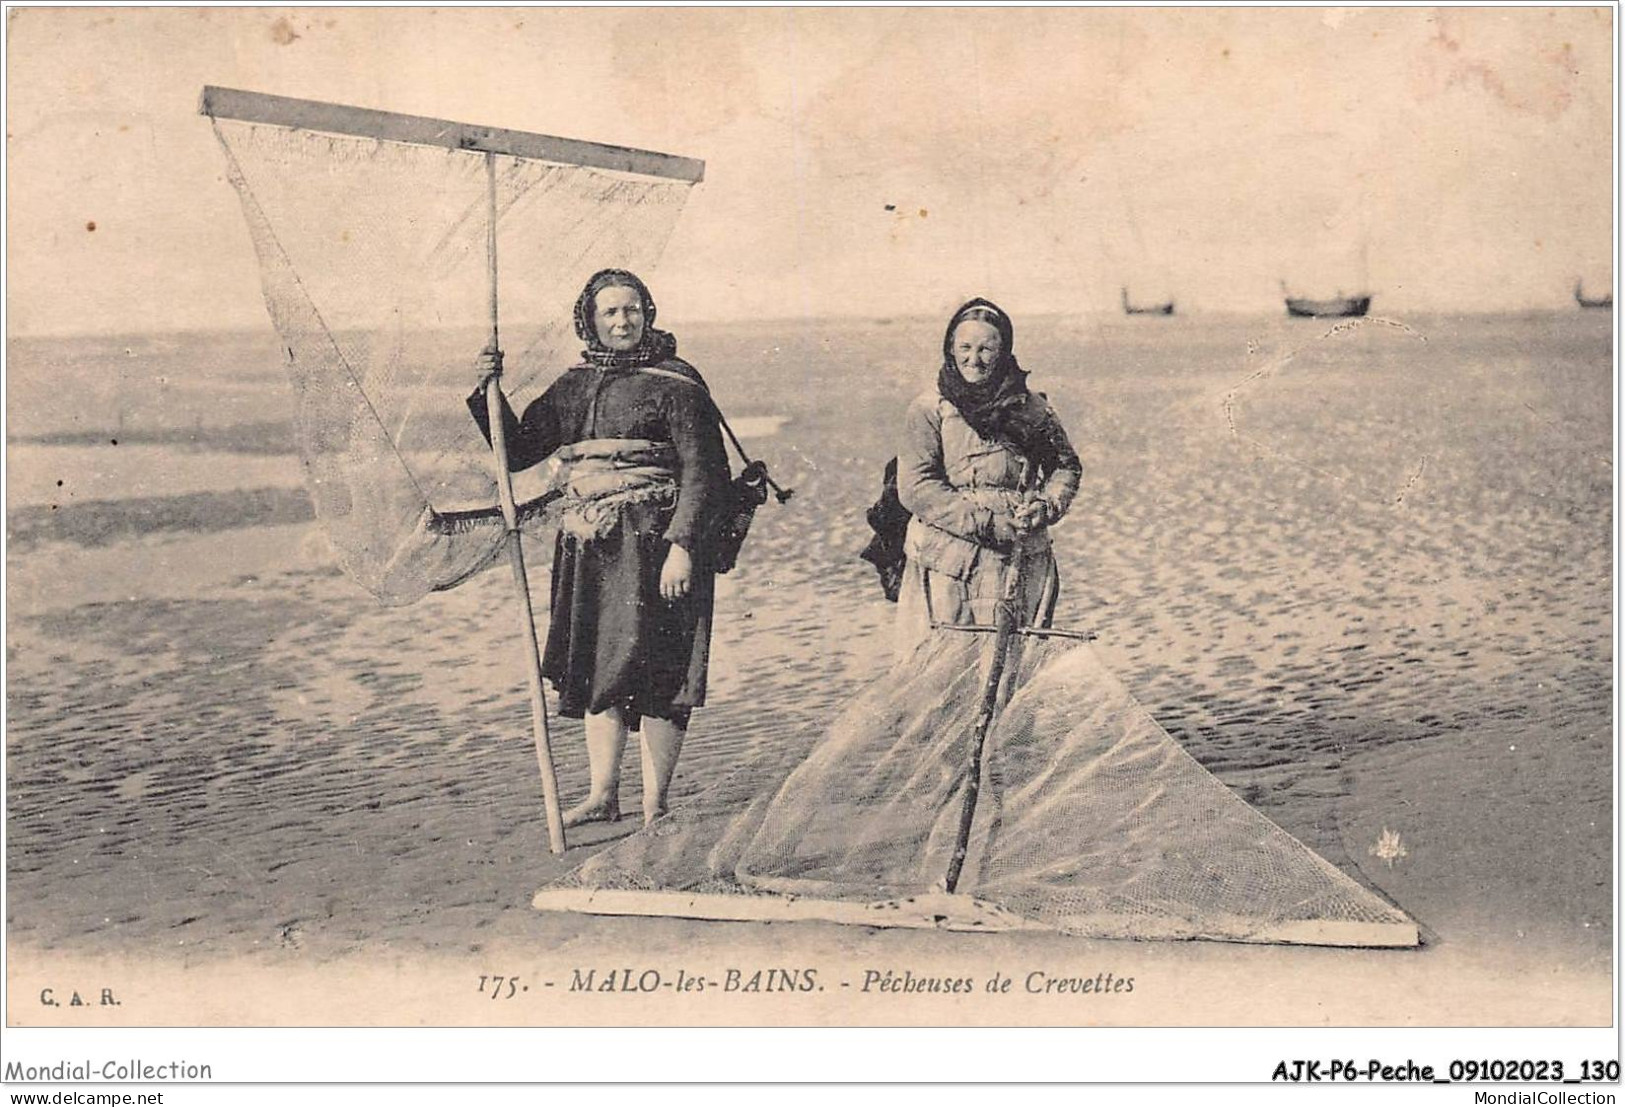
<box><xmin>1418</xmin><ymin>11</ymin><xmax>1583</xmax><ymax>118</ymax></box>
<box><xmin>270</xmin><ymin>17</ymin><xmax>300</xmax><ymax>46</ymax></box>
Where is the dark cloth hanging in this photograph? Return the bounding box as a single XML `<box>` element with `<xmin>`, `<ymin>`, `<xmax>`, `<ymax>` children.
<box><xmin>858</xmin><ymin>457</ymin><xmax>911</xmax><ymax>602</ymax></box>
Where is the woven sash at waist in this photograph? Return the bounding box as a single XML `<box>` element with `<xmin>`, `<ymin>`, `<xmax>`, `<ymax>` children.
<box><xmin>549</xmin><ymin>438</ymin><xmax>679</xmax><ymax>540</ymax></box>
<box><xmin>554</xmin><ymin>437</ymin><xmax>675</xmax><ymax>466</ymax></box>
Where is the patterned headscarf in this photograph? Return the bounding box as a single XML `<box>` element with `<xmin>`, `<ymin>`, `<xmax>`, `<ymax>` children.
<box><xmin>573</xmin><ymin>268</ymin><xmax>678</xmax><ymax>370</ymax></box>
<box><xmin>936</xmin><ymin>297</ymin><xmax>1031</xmax><ymax>443</ymax></box>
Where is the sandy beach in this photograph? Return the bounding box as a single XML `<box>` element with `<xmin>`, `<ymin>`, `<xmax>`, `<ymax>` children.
<box><xmin>5</xmin><ymin>310</ymin><xmax>1612</xmax><ymax>1027</ymax></box>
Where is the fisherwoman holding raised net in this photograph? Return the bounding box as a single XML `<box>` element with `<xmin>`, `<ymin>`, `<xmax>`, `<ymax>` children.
<box><xmin>894</xmin><ymin>298</ymin><xmax>1082</xmax><ymax>658</ymax></box>
<box><xmin>469</xmin><ymin>269</ymin><xmax>731</xmax><ymax>828</ymax></box>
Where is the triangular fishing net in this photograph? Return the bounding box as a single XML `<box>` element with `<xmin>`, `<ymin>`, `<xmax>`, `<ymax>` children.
<box><xmin>543</xmin><ymin>633</ymin><xmax>1416</xmax><ymax>945</ymax></box>
<box><xmin>209</xmin><ymin>97</ymin><xmax>698</xmax><ymax>605</ymax></box>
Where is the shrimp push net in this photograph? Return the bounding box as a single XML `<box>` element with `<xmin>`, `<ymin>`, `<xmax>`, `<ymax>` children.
<box><xmin>206</xmin><ymin>87</ymin><xmax>701</xmax><ymax>606</ymax></box>
<box><xmin>541</xmin><ymin>630</ymin><xmax>1417</xmax><ymax>946</ymax></box>
<box><xmin>209</xmin><ymin>88</ymin><xmax>1414</xmax><ymax>946</ymax></box>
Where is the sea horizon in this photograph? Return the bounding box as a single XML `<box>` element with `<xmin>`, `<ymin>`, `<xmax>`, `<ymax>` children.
<box><xmin>4</xmin><ymin>301</ymin><xmax>1613</xmax><ymax>347</ymax></box>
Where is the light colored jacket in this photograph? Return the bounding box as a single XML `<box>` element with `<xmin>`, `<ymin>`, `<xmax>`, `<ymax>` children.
<box><xmin>897</xmin><ymin>391</ymin><xmax>1081</xmax><ymax>581</ymax></box>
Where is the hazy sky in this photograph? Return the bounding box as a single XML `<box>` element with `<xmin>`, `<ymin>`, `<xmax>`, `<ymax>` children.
<box><xmin>6</xmin><ymin>6</ymin><xmax>1615</xmax><ymax>334</ymax></box>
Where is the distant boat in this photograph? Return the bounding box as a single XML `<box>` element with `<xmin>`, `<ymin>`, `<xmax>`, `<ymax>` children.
<box><xmin>1121</xmin><ymin>287</ymin><xmax>1175</xmax><ymax>316</ymax></box>
<box><xmin>1574</xmin><ymin>281</ymin><xmax>1612</xmax><ymax>310</ymax></box>
<box><xmin>1284</xmin><ymin>294</ymin><xmax>1370</xmax><ymax>318</ymax></box>
<box><xmin>1281</xmin><ymin>282</ymin><xmax>1370</xmax><ymax>318</ymax></box>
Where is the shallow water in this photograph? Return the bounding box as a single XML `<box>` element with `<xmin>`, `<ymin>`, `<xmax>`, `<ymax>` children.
<box><xmin>5</xmin><ymin>310</ymin><xmax>1613</xmax><ymax>975</ymax></box>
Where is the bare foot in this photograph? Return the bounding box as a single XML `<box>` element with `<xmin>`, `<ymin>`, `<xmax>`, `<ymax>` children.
<box><xmin>642</xmin><ymin>803</ymin><xmax>668</xmax><ymax>828</ymax></box>
<box><xmin>562</xmin><ymin>796</ymin><xmax>621</xmax><ymax>828</ymax></box>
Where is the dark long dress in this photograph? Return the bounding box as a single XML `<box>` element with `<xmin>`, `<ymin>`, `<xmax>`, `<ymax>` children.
<box><xmin>470</xmin><ymin>359</ymin><xmax>730</xmax><ymax>728</ymax></box>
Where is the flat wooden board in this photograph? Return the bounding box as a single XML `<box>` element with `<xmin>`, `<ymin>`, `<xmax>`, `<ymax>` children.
<box><xmin>533</xmin><ymin>888</ymin><xmax>1421</xmax><ymax>947</ymax></box>
<box><xmin>1045</xmin><ymin>911</ymin><xmax>1421</xmax><ymax>949</ymax></box>
<box><xmin>532</xmin><ymin>888</ymin><xmax>1052</xmax><ymax>933</ymax></box>
<box><xmin>200</xmin><ymin>85</ymin><xmax>705</xmax><ymax>182</ymax></box>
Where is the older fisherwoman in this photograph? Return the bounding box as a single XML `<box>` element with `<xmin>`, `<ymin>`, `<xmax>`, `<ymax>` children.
<box><xmin>469</xmin><ymin>269</ymin><xmax>731</xmax><ymax>827</ymax></box>
<box><xmin>894</xmin><ymin>298</ymin><xmax>1082</xmax><ymax>657</ymax></box>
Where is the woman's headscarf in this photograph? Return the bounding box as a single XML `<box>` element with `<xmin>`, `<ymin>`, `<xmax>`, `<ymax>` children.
<box><xmin>573</xmin><ymin>268</ymin><xmax>679</xmax><ymax>370</ymax></box>
<box><xmin>936</xmin><ymin>297</ymin><xmax>1031</xmax><ymax>443</ymax></box>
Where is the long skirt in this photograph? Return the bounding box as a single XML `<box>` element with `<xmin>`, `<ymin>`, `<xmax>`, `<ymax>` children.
<box><xmin>893</xmin><ymin>546</ymin><xmax>1057</xmax><ymax>664</ymax></box>
<box><xmin>542</xmin><ymin>520</ymin><xmax>713</xmax><ymax>730</ymax></box>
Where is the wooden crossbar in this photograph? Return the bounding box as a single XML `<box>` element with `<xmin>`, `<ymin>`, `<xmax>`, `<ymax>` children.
<box><xmin>199</xmin><ymin>85</ymin><xmax>705</xmax><ymax>183</ymax></box>
<box><xmin>930</xmin><ymin>622</ymin><xmax>1097</xmax><ymax>642</ymax></box>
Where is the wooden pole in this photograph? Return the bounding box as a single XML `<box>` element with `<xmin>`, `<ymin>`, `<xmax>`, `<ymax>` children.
<box><xmin>942</xmin><ymin>533</ymin><xmax>1025</xmax><ymax>894</ymax></box>
<box><xmin>481</xmin><ymin>151</ymin><xmax>567</xmax><ymax>855</ymax></box>
<box><xmin>943</xmin><ymin>458</ymin><xmax>1038</xmax><ymax>894</ymax></box>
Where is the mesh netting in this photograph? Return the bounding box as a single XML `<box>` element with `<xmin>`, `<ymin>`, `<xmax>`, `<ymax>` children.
<box><xmin>556</xmin><ymin>632</ymin><xmax>1413</xmax><ymax>944</ymax></box>
<box><xmin>212</xmin><ymin>117</ymin><xmax>696</xmax><ymax>604</ymax></box>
